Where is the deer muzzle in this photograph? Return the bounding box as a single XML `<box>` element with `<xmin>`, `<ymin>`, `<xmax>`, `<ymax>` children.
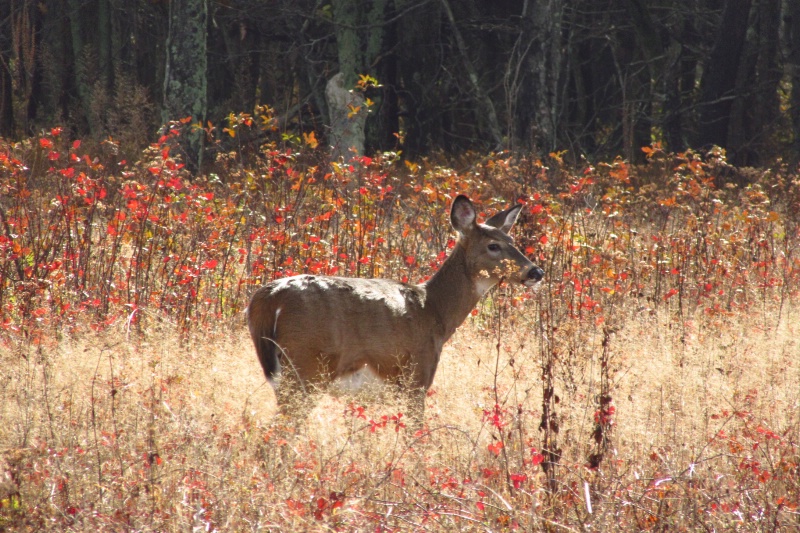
<box><xmin>522</xmin><ymin>266</ymin><xmax>545</xmax><ymax>287</ymax></box>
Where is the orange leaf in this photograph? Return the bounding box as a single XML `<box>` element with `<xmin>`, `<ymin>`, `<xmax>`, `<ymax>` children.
<box><xmin>303</xmin><ymin>131</ymin><xmax>319</xmax><ymax>149</ymax></box>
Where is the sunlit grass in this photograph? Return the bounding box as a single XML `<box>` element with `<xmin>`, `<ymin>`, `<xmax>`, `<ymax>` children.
<box><xmin>1</xmin><ymin>304</ymin><xmax>798</xmax><ymax>531</ymax></box>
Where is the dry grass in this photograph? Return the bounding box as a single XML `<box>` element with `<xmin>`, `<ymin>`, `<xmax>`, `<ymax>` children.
<box><xmin>2</xmin><ymin>303</ymin><xmax>798</xmax><ymax>531</ymax></box>
<box><xmin>3</xmin><ymin>133</ymin><xmax>800</xmax><ymax>529</ymax></box>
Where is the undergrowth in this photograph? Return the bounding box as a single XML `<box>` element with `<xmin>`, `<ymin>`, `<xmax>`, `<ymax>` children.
<box><xmin>1</xmin><ymin>122</ymin><xmax>799</xmax><ymax>530</ymax></box>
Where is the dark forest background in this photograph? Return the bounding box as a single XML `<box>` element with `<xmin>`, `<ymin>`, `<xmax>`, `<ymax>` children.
<box><xmin>2</xmin><ymin>0</ymin><xmax>799</xmax><ymax>166</ymax></box>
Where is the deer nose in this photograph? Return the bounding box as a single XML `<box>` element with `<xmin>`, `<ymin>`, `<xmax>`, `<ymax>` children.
<box><xmin>527</xmin><ymin>266</ymin><xmax>545</xmax><ymax>282</ymax></box>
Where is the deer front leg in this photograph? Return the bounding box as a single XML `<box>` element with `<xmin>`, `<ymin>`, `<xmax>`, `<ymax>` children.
<box><xmin>406</xmin><ymin>388</ymin><xmax>427</xmax><ymax>432</ymax></box>
<box><xmin>402</xmin><ymin>347</ymin><xmax>439</xmax><ymax>431</ymax></box>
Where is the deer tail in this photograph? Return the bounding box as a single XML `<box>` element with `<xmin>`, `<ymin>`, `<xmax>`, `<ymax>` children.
<box><xmin>247</xmin><ymin>297</ymin><xmax>282</xmax><ymax>387</ymax></box>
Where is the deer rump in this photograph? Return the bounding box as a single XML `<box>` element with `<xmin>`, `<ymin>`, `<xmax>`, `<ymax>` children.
<box><xmin>248</xmin><ymin>275</ymin><xmax>437</xmax><ymax>391</ymax></box>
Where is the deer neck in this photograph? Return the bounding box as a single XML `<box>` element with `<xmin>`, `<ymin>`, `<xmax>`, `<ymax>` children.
<box><xmin>422</xmin><ymin>244</ymin><xmax>484</xmax><ymax>340</ymax></box>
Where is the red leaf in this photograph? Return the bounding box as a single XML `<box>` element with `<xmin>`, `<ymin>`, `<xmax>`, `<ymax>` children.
<box><xmin>510</xmin><ymin>473</ymin><xmax>528</xmax><ymax>489</ymax></box>
<box><xmin>531</xmin><ymin>449</ymin><xmax>545</xmax><ymax>466</ymax></box>
<box><xmin>487</xmin><ymin>441</ymin><xmax>504</xmax><ymax>456</ymax></box>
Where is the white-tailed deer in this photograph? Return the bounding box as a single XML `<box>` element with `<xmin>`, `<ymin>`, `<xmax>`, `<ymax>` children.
<box><xmin>247</xmin><ymin>195</ymin><xmax>544</xmax><ymax>421</ymax></box>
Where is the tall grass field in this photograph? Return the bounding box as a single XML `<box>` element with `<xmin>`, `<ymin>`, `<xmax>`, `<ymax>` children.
<box><xmin>1</xmin><ymin>124</ymin><xmax>799</xmax><ymax>530</ymax></box>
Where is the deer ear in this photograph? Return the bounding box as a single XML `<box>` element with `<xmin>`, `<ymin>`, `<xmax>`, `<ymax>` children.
<box><xmin>450</xmin><ymin>195</ymin><xmax>477</xmax><ymax>233</ymax></box>
<box><xmin>484</xmin><ymin>204</ymin><xmax>522</xmax><ymax>234</ymax></box>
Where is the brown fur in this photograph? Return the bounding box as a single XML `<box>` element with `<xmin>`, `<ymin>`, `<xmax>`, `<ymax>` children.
<box><xmin>247</xmin><ymin>195</ymin><xmax>544</xmax><ymax>418</ymax></box>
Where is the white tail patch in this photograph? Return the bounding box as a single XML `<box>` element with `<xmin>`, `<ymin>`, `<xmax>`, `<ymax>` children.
<box><xmin>267</xmin><ymin>307</ymin><xmax>283</xmax><ymax>392</ymax></box>
<box><xmin>267</xmin><ymin>367</ymin><xmax>282</xmax><ymax>392</ymax></box>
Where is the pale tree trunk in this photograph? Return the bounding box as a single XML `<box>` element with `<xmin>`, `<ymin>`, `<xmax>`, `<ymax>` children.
<box><xmin>326</xmin><ymin>72</ymin><xmax>367</xmax><ymax>161</ymax></box>
<box><xmin>328</xmin><ymin>0</ymin><xmax>388</xmax><ymax>159</ymax></box>
<box><xmin>163</xmin><ymin>0</ymin><xmax>207</xmax><ymax>170</ymax></box>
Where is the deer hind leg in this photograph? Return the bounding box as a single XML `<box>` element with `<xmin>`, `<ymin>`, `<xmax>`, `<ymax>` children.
<box><xmin>272</xmin><ymin>368</ymin><xmax>318</xmax><ymax>421</ymax></box>
<box><xmin>267</xmin><ymin>375</ymin><xmax>319</xmax><ymax>468</ymax></box>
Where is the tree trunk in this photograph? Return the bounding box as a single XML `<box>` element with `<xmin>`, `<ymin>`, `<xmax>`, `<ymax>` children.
<box><xmin>395</xmin><ymin>0</ymin><xmax>442</xmax><ymax>158</ymax></box>
<box><xmin>98</xmin><ymin>0</ymin><xmax>113</xmax><ymax>92</ymax></box>
<box><xmin>439</xmin><ymin>0</ymin><xmax>503</xmax><ymax>149</ymax></box>
<box><xmin>332</xmin><ymin>0</ymin><xmax>363</xmax><ymax>88</ymax></box>
<box><xmin>365</xmin><ymin>1</ymin><xmax>398</xmax><ymax>153</ymax></box>
<box><xmin>662</xmin><ymin>38</ymin><xmax>687</xmax><ymax>152</ymax></box>
<box><xmin>163</xmin><ymin>0</ymin><xmax>208</xmax><ymax>170</ymax></box>
<box><xmin>67</xmin><ymin>0</ymin><xmax>97</xmax><ymax>134</ymax></box>
<box><xmin>624</xmin><ymin>0</ymin><xmax>669</xmax><ymax>159</ymax></box>
<box><xmin>326</xmin><ymin>72</ymin><xmax>367</xmax><ymax>161</ymax></box>
<box><xmin>513</xmin><ymin>0</ymin><xmax>565</xmax><ymax>154</ymax></box>
<box><xmin>0</xmin><ymin>0</ymin><xmax>15</xmax><ymax>136</ymax></box>
<box><xmin>610</xmin><ymin>3</ymin><xmax>653</xmax><ymax>162</ymax></box>
<box><xmin>329</xmin><ymin>0</ymin><xmax>390</xmax><ymax>157</ymax></box>
<box><xmin>726</xmin><ymin>0</ymin><xmax>781</xmax><ymax>165</ymax></box>
<box><xmin>9</xmin><ymin>0</ymin><xmax>39</xmax><ymax>136</ymax></box>
<box><xmin>790</xmin><ymin>0</ymin><xmax>800</xmax><ymax>160</ymax></box>
<box><xmin>696</xmin><ymin>0</ymin><xmax>753</xmax><ymax>149</ymax></box>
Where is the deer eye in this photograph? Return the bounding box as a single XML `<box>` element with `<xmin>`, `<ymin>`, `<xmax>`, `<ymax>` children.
<box><xmin>487</xmin><ymin>243</ymin><xmax>501</xmax><ymax>253</ymax></box>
